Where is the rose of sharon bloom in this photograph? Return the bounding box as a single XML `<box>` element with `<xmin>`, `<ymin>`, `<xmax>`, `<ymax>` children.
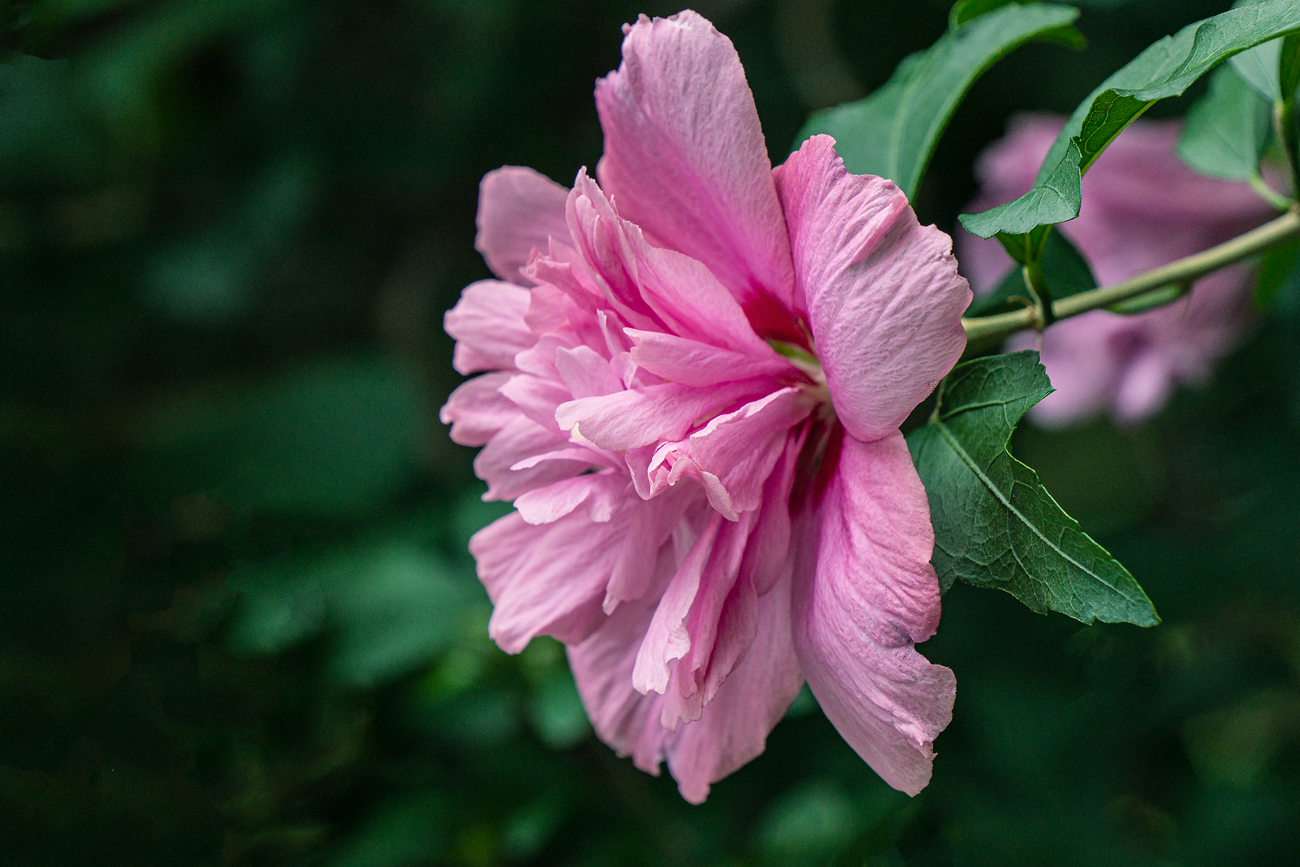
<box><xmin>442</xmin><ymin>10</ymin><xmax>971</xmax><ymax>802</ymax></box>
<box><xmin>959</xmin><ymin>114</ymin><xmax>1277</xmax><ymax>427</ymax></box>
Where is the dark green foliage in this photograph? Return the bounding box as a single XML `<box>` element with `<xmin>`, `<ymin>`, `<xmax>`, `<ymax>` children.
<box><xmin>1177</xmin><ymin>63</ymin><xmax>1273</xmax><ymax>180</ymax></box>
<box><xmin>797</xmin><ymin>3</ymin><xmax>1082</xmax><ymax>198</ymax></box>
<box><xmin>967</xmin><ymin>229</ymin><xmax>1098</xmax><ymax>316</ymax></box>
<box><xmin>3</xmin><ymin>1</ymin><xmax>1300</xmax><ymax>865</ymax></box>
<box><xmin>908</xmin><ymin>352</ymin><xmax>1159</xmax><ymax>625</ymax></box>
<box><xmin>961</xmin><ymin>0</ymin><xmax>1300</xmax><ymax>239</ymax></box>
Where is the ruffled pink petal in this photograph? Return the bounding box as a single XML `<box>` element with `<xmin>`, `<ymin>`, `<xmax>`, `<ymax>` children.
<box><xmin>647</xmin><ymin>388</ymin><xmax>812</xmax><ymax>519</ymax></box>
<box><xmin>633</xmin><ymin>511</ymin><xmax>725</xmax><ymax>696</ymax></box>
<box><xmin>568</xmin><ymin>561</ymin><xmax>803</xmax><ymax>804</ymax></box>
<box><xmin>627</xmin><ymin>330</ymin><xmax>795</xmax><ymax>387</ymax></box>
<box><xmin>686</xmin><ymin>388</ymin><xmax>814</xmax><ymax>517</ymax></box>
<box><xmin>603</xmin><ymin>486</ymin><xmax>704</xmax><ymax>612</ymax></box>
<box><xmin>555</xmin><ymin>345</ymin><xmax>624</xmax><ymax>398</ymax></box>
<box><xmin>497</xmin><ymin>374</ymin><xmax>571</xmax><ymax>433</ymax></box>
<box><xmin>444</xmin><ymin>280</ymin><xmax>535</xmax><ymax>375</ymax></box>
<box><xmin>775</xmin><ymin>136</ymin><xmax>970</xmax><ymax>442</ymax></box>
<box><xmin>736</xmin><ymin>426</ymin><xmax>804</xmax><ymax>597</ymax></box>
<box><xmin>513</xmin><ymin>472</ymin><xmax>622</xmax><ymax>525</ymax></box>
<box><xmin>474</xmin><ymin>415</ymin><xmax>589</xmax><ymax>502</ymax></box>
<box><xmin>792</xmin><ymin>432</ymin><xmax>955</xmax><ymax>797</ymax></box>
<box><xmin>566</xmin><ymin>597</ymin><xmax>673</xmax><ymax>775</ymax></box>
<box><xmin>440</xmin><ymin>372</ymin><xmax>517</xmax><ymax>446</ymax></box>
<box><xmin>554</xmin><ymin>378</ymin><xmax>772</xmax><ymax>452</ymax></box>
<box><xmin>476</xmin><ymin>166</ymin><xmax>572</xmax><ymax>284</ymax></box>
<box><xmin>474</xmin><ymin>483</ymin><xmax>693</xmax><ymax>653</ymax></box>
<box><xmin>594</xmin><ymin>11</ymin><xmax>795</xmax><ymax>318</ymax></box>
<box><xmin>655</xmin><ymin>509</ymin><xmax>762</xmax><ymax>727</ymax></box>
<box><xmin>566</xmin><ymin>171</ymin><xmax>781</xmax><ymax>356</ymax></box>
<box><xmin>665</xmin><ymin>565</ymin><xmax>803</xmax><ymax>803</ymax></box>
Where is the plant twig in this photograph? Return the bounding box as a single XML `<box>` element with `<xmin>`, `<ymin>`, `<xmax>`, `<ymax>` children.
<box><xmin>962</xmin><ymin>208</ymin><xmax>1300</xmax><ymax>352</ymax></box>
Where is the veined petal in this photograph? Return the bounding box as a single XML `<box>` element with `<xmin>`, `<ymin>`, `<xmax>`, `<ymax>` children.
<box><xmin>474</xmin><ymin>482</ymin><xmax>679</xmax><ymax>653</ymax></box>
<box><xmin>568</xmin><ymin>559</ymin><xmax>803</xmax><ymax>805</ymax></box>
<box><xmin>666</xmin><ymin>566</ymin><xmax>803</xmax><ymax>803</ymax></box>
<box><xmin>476</xmin><ymin>166</ymin><xmax>572</xmax><ymax>284</ymax></box>
<box><xmin>594</xmin><ymin>11</ymin><xmax>795</xmax><ymax>317</ymax></box>
<box><xmin>445</xmin><ymin>280</ymin><xmax>535</xmax><ymax>375</ymax></box>
<box><xmin>567</xmin><ymin>170</ymin><xmax>780</xmax><ymax>355</ymax></box>
<box><xmin>633</xmin><ymin>512</ymin><xmax>724</xmax><ymax>696</ymax></box>
<box><xmin>514</xmin><ymin>473</ymin><xmax>623</xmax><ymax>525</ymax></box>
<box><xmin>555</xmin><ymin>378</ymin><xmax>771</xmax><ymax>452</ymax></box>
<box><xmin>498</xmin><ymin>374</ymin><xmax>571</xmax><ymax>433</ymax></box>
<box><xmin>555</xmin><ymin>345</ymin><xmax>624</xmax><ymax>399</ymax></box>
<box><xmin>473</xmin><ymin>511</ymin><xmax>607</xmax><ymax>652</ymax></box>
<box><xmin>686</xmin><ymin>387</ymin><xmax>814</xmax><ymax>519</ymax></box>
<box><xmin>627</xmin><ymin>330</ymin><xmax>795</xmax><ymax>387</ymax></box>
<box><xmin>566</xmin><ymin>597</ymin><xmax>673</xmax><ymax>775</ymax></box>
<box><xmin>737</xmin><ymin>427</ymin><xmax>804</xmax><ymax>597</ymax></box>
<box><xmin>440</xmin><ymin>372</ymin><xmax>517</xmax><ymax>446</ymax></box>
<box><xmin>792</xmin><ymin>432</ymin><xmax>955</xmax><ymax>797</ymax></box>
<box><xmin>775</xmin><ymin>135</ymin><xmax>970</xmax><ymax>442</ymax></box>
<box><xmin>475</xmin><ymin>415</ymin><xmax>589</xmax><ymax>502</ymax></box>
<box><xmin>660</xmin><ymin>509</ymin><xmax>759</xmax><ymax>727</ymax></box>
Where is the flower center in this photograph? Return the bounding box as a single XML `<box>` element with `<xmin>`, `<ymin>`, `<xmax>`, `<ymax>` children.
<box><xmin>768</xmin><ymin>339</ymin><xmax>834</xmax><ymax>423</ymax></box>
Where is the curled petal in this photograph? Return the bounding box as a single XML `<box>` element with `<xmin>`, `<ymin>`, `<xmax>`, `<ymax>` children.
<box><xmin>595</xmin><ymin>11</ymin><xmax>795</xmax><ymax>319</ymax></box>
<box><xmin>568</xmin><ymin>564</ymin><xmax>803</xmax><ymax>804</ymax></box>
<box><xmin>474</xmin><ymin>483</ymin><xmax>693</xmax><ymax>653</ymax></box>
<box><xmin>474</xmin><ymin>415</ymin><xmax>589</xmax><ymax>502</ymax></box>
<box><xmin>440</xmin><ymin>372</ymin><xmax>516</xmax><ymax>446</ymax></box>
<box><xmin>792</xmin><ymin>432</ymin><xmax>955</xmax><ymax>796</ymax></box>
<box><xmin>775</xmin><ymin>135</ymin><xmax>970</xmax><ymax>442</ymax></box>
<box><xmin>555</xmin><ymin>378</ymin><xmax>772</xmax><ymax>452</ymax></box>
<box><xmin>476</xmin><ymin>166</ymin><xmax>572</xmax><ymax>284</ymax></box>
<box><xmin>444</xmin><ymin>280</ymin><xmax>535</xmax><ymax>375</ymax></box>
<box><xmin>666</xmin><ymin>565</ymin><xmax>802</xmax><ymax>803</ymax></box>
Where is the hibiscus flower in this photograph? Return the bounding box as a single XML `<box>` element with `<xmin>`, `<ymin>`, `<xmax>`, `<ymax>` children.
<box><xmin>958</xmin><ymin>115</ymin><xmax>1276</xmax><ymax>427</ymax></box>
<box><xmin>443</xmin><ymin>10</ymin><xmax>970</xmax><ymax>802</ymax></box>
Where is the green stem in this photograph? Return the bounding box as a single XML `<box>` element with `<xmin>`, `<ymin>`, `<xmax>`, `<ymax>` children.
<box><xmin>1021</xmin><ymin>258</ymin><xmax>1053</xmax><ymax>328</ymax></box>
<box><xmin>1250</xmin><ymin>173</ymin><xmax>1293</xmax><ymax>212</ymax></box>
<box><xmin>1280</xmin><ymin>98</ymin><xmax>1300</xmax><ymax>200</ymax></box>
<box><xmin>962</xmin><ymin>208</ymin><xmax>1300</xmax><ymax>351</ymax></box>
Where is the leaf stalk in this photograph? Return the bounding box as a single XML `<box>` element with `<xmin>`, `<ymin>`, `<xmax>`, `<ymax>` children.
<box><xmin>962</xmin><ymin>208</ymin><xmax>1300</xmax><ymax>352</ymax></box>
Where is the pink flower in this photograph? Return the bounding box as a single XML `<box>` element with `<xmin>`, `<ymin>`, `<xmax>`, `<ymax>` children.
<box><xmin>959</xmin><ymin>115</ymin><xmax>1276</xmax><ymax>427</ymax></box>
<box><xmin>442</xmin><ymin>10</ymin><xmax>970</xmax><ymax>802</ymax></box>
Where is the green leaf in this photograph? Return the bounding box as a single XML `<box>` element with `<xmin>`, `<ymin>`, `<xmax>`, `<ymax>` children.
<box><xmin>960</xmin><ymin>0</ymin><xmax>1300</xmax><ymax>240</ymax></box>
<box><xmin>133</xmin><ymin>356</ymin><xmax>429</xmax><ymax>517</ymax></box>
<box><xmin>1178</xmin><ymin>64</ymin><xmax>1272</xmax><ymax>180</ymax></box>
<box><xmin>1229</xmin><ymin>0</ymin><xmax>1300</xmax><ymax>101</ymax></box>
<box><xmin>949</xmin><ymin>0</ymin><xmax>1021</xmax><ymax>28</ymax></box>
<box><xmin>959</xmin><ymin>140</ymin><xmax>1083</xmax><ymax>238</ymax></box>
<box><xmin>1281</xmin><ymin>32</ymin><xmax>1300</xmax><ymax>99</ymax></box>
<box><xmin>1230</xmin><ymin>35</ymin><xmax>1281</xmax><ymax>100</ymax></box>
<box><xmin>226</xmin><ymin>539</ymin><xmax>474</xmax><ymax>687</ymax></box>
<box><xmin>906</xmin><ymin>351</ymin><xmax>1159</xmax><ymax>626</ymax></box>
<box><xmin>797</xmin><ymin>3</ymin><xmax>1081</xmax><ymax>199</ymax></box>
<box><xmin>966</xmin><ymin>230</ymin><xmax>1097</xmax><ymax>317</ymax></box>
<box><xmin>1255</xmin><ymin>235</ymin><xmax>1300</xmax><ymax>308</ymax></box>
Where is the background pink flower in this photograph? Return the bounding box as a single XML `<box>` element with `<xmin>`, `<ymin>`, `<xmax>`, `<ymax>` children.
<box><xmin>443</xmin><ymin>10</ymin><xmax>970</xmax><ymax>802</ymax></box>
<box><xmin>958</xmin><ymin>115</ymin><xmax>1277</xmax><ymax>427</ymax></box>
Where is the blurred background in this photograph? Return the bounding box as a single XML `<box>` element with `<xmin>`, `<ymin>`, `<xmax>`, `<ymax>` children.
<box><xmin>2</xmin><ymin>0</ymin><xmax>1298</xmax><ymax>864</ymax></box>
